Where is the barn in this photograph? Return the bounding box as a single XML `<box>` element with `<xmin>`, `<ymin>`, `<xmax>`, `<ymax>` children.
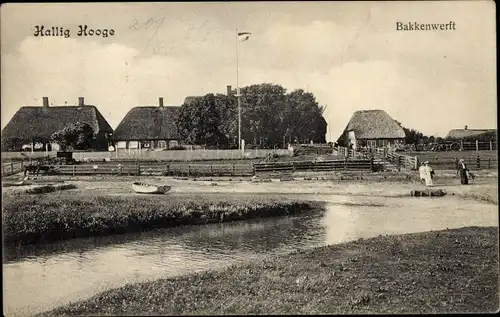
<box><xmin>446</xmin><ymin>126</ymin><xmax>496</xmax><ymax>141</ymax></box>
<box><xmin>1</xmin><ymin>97</ymin><xmax>113</xmax><ymax>151</ymax></box>
<box><xmin>337</xmin><ymin>110</ymin><xmax>406</xmax><ymax>150</ymax></box>
<box><xmin>112</xmin><ymin>97</ymin><xmax>181</xmax><ymax>150</ymax></box>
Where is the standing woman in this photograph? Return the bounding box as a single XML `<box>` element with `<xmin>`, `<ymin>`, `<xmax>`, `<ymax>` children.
<box><xmin>423</xmin><ymin>161</ymin><xmax>434</xmax><ymax>187</ymax></box>
<box><xmin>457</xmin><ymin>158</ymin><xmax>469</xmax><ymax>185</ymax></box>
<box><xmin>419</xmin><ymin>162</ymin><xmax>426</xmax><ymax>184</ymax></box>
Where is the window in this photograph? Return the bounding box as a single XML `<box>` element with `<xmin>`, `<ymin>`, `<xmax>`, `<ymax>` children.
<box><xmin>129</xmin><ymin>141</ymin><xmax>139</xmax><ymax>149</ymax></box>
<box><xmin>157</xmin><ymin>140</ymin><xmax>167</xmax><ymax>149</ymax></box>
<box><xmin>168</xmin><ymin>140</ymin><xmax>179</xmax><ymax>148</ymax></box>
<box><xmin>117</xmin><ymin>141</ymin><xmax>127</xmax><ymax>149</ymax></box>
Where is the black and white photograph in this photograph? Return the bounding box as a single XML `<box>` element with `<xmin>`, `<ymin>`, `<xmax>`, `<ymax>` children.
<box><xmin>1</xmin><ymin>1</ymin><xmax>498</xmax><ymax>316</ymax></box>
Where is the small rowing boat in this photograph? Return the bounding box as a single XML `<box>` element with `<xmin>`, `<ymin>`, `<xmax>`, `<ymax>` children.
<box><xmin>132</xmin><ymin>182</ymin><xmax>171</xmax><ymax>194</ymax></box>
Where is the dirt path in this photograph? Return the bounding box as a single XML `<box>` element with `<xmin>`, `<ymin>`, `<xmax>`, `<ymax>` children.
<box><xmin>39</xmin><ymin>176</ymin><xmax>497</xmax><ymax>204</ymax></box>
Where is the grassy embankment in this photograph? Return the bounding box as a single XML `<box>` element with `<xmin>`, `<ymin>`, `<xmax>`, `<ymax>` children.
<box><xmin>2</xmin><ymin>194</ymin><xmax>322</xmax><ymax>246</ymax></box>
<box><xmin>40</xmin><ymin>226</ymin><xmax>499</xmax><ymax>315</ymax></box>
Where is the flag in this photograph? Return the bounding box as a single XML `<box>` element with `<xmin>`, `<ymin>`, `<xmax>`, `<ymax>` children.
<box><xmin>238</xmin><ymin>32</ymin><xmax>251</xmax><ymax>42</ymax></box>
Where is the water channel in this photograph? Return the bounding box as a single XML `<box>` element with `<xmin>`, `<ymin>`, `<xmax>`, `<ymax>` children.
<box><xmin>3</xmin><ymin>194</ymin><xmax>498</xmax><ymax>316</ymax></box>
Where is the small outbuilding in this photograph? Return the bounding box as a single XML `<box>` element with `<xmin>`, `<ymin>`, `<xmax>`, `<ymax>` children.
<box><xmin>446</xmin><ymin>126</ymin><xmax>496</xmax><ymax>141</ymax></box>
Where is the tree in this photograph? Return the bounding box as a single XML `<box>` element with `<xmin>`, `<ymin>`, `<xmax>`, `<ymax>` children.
<box><xmin>175</xmin><ymin>83</ymin><xmax>329</xmax><ymax>149</ymax></box>
<box><xmin>50</xmin><ymin>122</ymin><xmax>95</xmax><ymax>150</ymax></box>
<box><xmin>238</xmin><ymin>84</ymin><xmax>327</xmax><ymax>148</ymax></box>
<box><xmin>176</xmin><ymin>94</ymin><xmax>228</xmax><ymax>147</ymax></box>
<box><xmin>284</xmin><ymin>89</ymin><xmax>327</xmax><ymax>144</ymax></box>
<box><xmin>395</xmin><ymin>120</ymin><xmax>426</xmax><ymax>145</ymax></box>
<box><xmin>1</xmin><ymin>136</ymin><xmax>25</xmax><ymax>151</ymax></box>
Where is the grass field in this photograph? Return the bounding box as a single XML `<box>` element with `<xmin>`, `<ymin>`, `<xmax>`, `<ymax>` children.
<box><xmin>2</xmin><ymin>193</ymin><xmax>322</xmax><ymax>246</ymax></box>
<box><xmin>40</xmin><ymin>226</ymin><xmax>499</xmax><ymax>315</ymax></box>
<box><xmin>401</xmin><ymin>151</ymin><xmax>498</xmax><ymax>170</ymax></box>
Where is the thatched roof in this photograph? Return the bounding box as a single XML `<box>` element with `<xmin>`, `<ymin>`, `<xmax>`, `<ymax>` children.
<box><xmin>446</xmin><ymin>129</ymin><xmax>496</xmax><ymax>139</ymax></box>
<box><xmin>1</xmin><ymin>105</ymin><xmax>113</xmax><ymax>141</ymax></box>
<box><xmin>113</xmin><ymin>106</ymin><xmax>180</xmax><ymax>140</ymax></box>
<box><xmin>183</xmin><ymin>96</ymin><xmax>202</xmax><ymax>105</ymax></box>
<box><xmin>342</xmin><ymin>110</ymin><xmax>405</xmax><ymax>139</ymax></box>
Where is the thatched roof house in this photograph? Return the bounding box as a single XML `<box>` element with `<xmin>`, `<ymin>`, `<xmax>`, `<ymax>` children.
<box><xmin>337</xmin><ymin>109</ymin><xmax>405</xmax><ymax>149</ymax></box>
<box><xmin>1</xmin><ymin>97</ymin><xmax>113</xmax><ymax>150</ymax></box>
<box><xmin>446</xmin><ymin>126</ymin><xmax>496</xmax><ymax>140</ymax></box>
<box><xmin>113</xmin><ymin>97</ymin><xmax>180</xmax><ymax>149</ymax></box>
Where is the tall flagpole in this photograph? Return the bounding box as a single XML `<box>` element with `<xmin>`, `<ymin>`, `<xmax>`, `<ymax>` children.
<box><xmin>236</xmin><ymin>28</ymin><xmax>241</xmax><ymax>150</ymax></box>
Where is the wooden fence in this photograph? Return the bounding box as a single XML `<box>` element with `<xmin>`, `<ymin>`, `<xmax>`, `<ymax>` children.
<box><xmin>253</xmin><ymin>159</ymin><xmax>375</xmax><ymax>174</ymax></box>
<box><xmin>1</xmin><ymin>149</ymin><xmax>293</xmax><ymax>162</ymax></box>
<box><xmin>418</xmin><ymin>156</ymin><xmax>498</xmax><ymax>170</ymax></box>
<box><xmin>385</xmin><ymin>151</ymin><xmax>419</xmax><ymax>171</ymax></box>
<box><xmin>1</xmin><ymin>161</ymin><xmax>25</xmax><ymax>177</ymax></box>
<box><xmin>15</xmin><ymin>159</ymin><xmax>377</xmax><ymax>178</ymax></box>
<box><xmin>36</xmin><ymin>163</ymin><xmax>254</xmax><ymax>177</ymax></box>
<box><xmin>460</xmin><ymin>141</ymin><xmax>497</xmax><ymax>151</ymax></box>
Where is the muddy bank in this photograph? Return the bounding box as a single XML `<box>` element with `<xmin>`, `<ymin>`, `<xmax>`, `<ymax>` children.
<box><xmin>40</xmin><ymin>226</ymin><xmax>499</xmax><ymax>315</ymax></box>
<box><xmin>2</xmin><ymin>194</ymin><xmax>322</xmax><ymax>246</ymax></box>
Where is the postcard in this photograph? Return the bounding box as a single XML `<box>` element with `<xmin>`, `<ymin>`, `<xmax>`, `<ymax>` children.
<box><xmin>1</xmin><ymin>2</ymin><xmax>497</xmax><ymax>316</ymax></box>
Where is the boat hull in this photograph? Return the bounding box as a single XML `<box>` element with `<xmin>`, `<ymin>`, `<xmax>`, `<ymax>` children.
<box><xmin>132</xmin><ymin>182</ymin><xmax>171</xmax><ymax>194</ymax></box>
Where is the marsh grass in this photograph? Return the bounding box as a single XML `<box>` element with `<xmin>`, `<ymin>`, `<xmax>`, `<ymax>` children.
<box><xmin>2</xmin><ymin>194</ymin><xmax>322</xmax><ymax>245</ymax></box>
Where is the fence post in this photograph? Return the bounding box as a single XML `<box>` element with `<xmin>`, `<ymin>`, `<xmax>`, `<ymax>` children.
<box><xmin>490</xmin><ymin>141</ymin><xmax>493</xmax><ymax>151</ymax></box>
<box><xmin>414</xmin><ymin>156</ymin><xmax>418</xmax><ymax>170</ymax></box>
<box><xmin>476</xmin><ymin>156</ymin><xmax>480</xmax><ymax>169</ymax></box>
<box><xmin>210</xmin><ymin>165</ymin><xmax>213</xmax><ymax>175</ymax></box>
<box><xmin>166</xmin><ymin>164</ymin><xmax>170</xmax><ymax>175</ymax></box>
<box><xmin>488</xmin><ymin>158</ymin><xmax>491</xmax><ymax>169</ymax></box>
<box><xmin>73</xmin><ymin>165</ymin><xmax>76</xmax><ymax>176</ymax></box>
<box><xmin>188</xmin><ymin>164</ymin><xmax>191</xmax><ymax>177</ymax></box>
<box><xmin>10</xmin><ymin>162</ymin><xmax>14</xmax><ymax>174</ymax></box>
<box><xmin>232</xmin><ymin>164</ymin><xmax>235</xmax><ymax>176</ymax></box>
<box><xmin>460</xmin><ymin>140</ymin><xmax>463</xmax><ymax>151</ymax></box>
<box><xmin>292</xmin><ymin>162</ymin><xmax>295</xmax><ymax>172</ymax></box>
<box><xmin>370</xmin><ymin>157</ymin><xmax>374</xmax><ymax>172</ymax></box>
<box><xmin>137</xmin><ymin>164</ymin><xmax>141</xmax><ymax>176</ymax></box>
<box><xmin>476</xmin><ymin>140</ymin><xmax>479</xmax><ymax>151</ymax></box>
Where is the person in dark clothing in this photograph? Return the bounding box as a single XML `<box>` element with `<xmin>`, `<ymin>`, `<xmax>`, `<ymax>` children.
<box><xmin>457</xmin><ymin>158</ymin><xmax>469</xmax><ymax>185</ymax></box>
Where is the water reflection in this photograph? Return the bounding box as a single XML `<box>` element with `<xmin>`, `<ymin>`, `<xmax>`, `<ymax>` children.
<box><xmin>3</xmin><ymin>195</ymin><xmax>498</xmax><ymax>317</ymax></box>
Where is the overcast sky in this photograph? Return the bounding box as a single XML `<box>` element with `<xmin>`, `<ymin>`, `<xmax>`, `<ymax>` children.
<box><xmin>1</xmin><ymin>1</ymin><xmax>496</xmax><ymax>141</ymax></box>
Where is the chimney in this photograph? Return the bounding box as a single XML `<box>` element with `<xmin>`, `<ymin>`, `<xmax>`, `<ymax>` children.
<box><xmin>78</xmin><ymin>97</ymin><xmax>84</xmax><ymax>106</ymax></box>
<box><xmin>42</xmin><ymin>97</ymin><xmax>49</xmax><ymax>108</ymax></box>
<box><xmin>464</xmin><ymin>125</ymin><xmax>468</xmax><ymax>130</ymax></box>
<box><xmin>227</xmin><ymin>85</ymin><xmax>232</xmax><ymax>96</ymax></box>
<box><xmin>159</xmin><ymin>97</ymin><xmax>164</xmax><ymax>108</ymax></box>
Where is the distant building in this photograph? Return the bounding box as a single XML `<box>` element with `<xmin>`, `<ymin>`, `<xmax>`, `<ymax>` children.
<box><xmin>1</xmin><ymin>97</ymin><xmax>113</xmax><ymax>151</ymax></box>
<box><xmin>337</xmin><ymin>109</ymin><xmax>406</xmax><ymax>149</ymax></box>
<box><xmin>113</xmin><ymin>97</ymin><xmax>180</xmax><ymax>150</ymax></box>
<box><xmin>446</xmin><ymin>126</ymin><xmax>496</xmax><ymax>140</ymax></box>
